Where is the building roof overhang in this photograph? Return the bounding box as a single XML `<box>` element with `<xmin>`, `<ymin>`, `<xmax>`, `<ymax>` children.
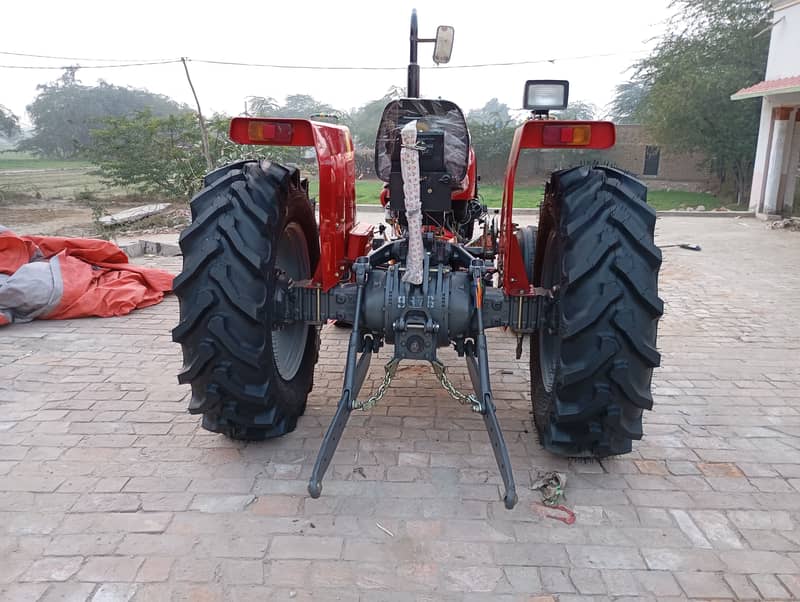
<box><xmin>732</xmin><ymin>75</ymin><xmax>800</xmax><ymax>100</ymax></box>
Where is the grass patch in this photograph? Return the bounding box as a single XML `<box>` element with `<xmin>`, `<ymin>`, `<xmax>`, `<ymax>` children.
<box><xmin>2</xmin><ymin>159</ymin><xmax>731</xmax><ymax>212</ymax></box>
<box><xmin>310</xmin><ymin>179</ymin><xmax>545</xmax><ymax>208</ymax></box>
<box><xmin>0</xmin><ymin>155</ymin><xmax>125</xmax><ymax>199</ymax></box>
<box><xmin>647</xmin><ymin>189</ymin><xmax>730</xmax><ymax>211</ymax></box>
<box><xmin>314</xmin><ymin>179</ymin><xmax>726</xmax><ymax>211</ymax></box>
<box><xmin>0</xmin><ymin>151</ymin><xmax>92</xmax><ymax>171</ymax></box>
<box><xmin>480</xmin><ymin>183</ymin><xmax>543</xmax><ymax>208</ymax></box>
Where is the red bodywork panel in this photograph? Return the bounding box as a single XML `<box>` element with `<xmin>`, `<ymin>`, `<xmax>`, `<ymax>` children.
<box><xmin>346</xmin><ymin>222</ymin><xmax>375</xmax><ymax>263</ymax></box>
<box><xmin>229</xmin><ymin>117</ymin><xmax>359</xmax><ymax>291</ymax></box>
<box><xmin>499</xmin><ymin>120</ymin><xmax>616</xmax><ymax>296</ymax></box>
<box><xmin>452</xmin><ymin>147</ymin><xmax>478</xmax><ymax>201</ymax></box>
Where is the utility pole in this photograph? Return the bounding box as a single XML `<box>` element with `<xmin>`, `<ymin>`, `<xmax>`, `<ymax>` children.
<box><xmin>180</xmin><ymin>57</ymin><xmax>213</xmax><ymax>171</ymax></box>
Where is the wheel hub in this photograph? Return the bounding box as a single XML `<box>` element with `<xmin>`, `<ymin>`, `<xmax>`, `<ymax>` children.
<box><xmin>272</xmin><ymin>223</ymin><xmax>311</xmax><ymax>381</ymax></box>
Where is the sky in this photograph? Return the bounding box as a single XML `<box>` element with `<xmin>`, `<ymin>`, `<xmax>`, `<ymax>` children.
<box><xmin>1</xmin><ymin>0</ymin><xmax>673</xmax><ymax>126</ymax></box>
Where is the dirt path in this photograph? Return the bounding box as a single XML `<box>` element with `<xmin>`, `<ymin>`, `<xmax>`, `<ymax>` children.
<box><xmin>1</xmin><ymin>197</ymin><xmax>189</xmax><ymax>238</ymax></box>
<box><xmin>0</xmin><ymin>199</ymin><xmax>95</xmax><ymax>237</ymax></box>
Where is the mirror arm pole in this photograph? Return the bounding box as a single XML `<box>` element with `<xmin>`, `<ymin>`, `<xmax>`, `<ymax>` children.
<box><xmin>407</xmin><ymin>11</ymin><xmax>444</xmax><ymax>98</ymax></box>
<box><xmin>408</xmin><ymin>9</ymin><xmax>420</xmax><ymax>98</ymax></box>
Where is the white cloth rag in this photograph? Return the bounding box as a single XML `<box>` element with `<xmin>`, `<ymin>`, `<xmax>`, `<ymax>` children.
<box><xmin>400</xmin><ymin>120</ymin><xmax>424</xmax><ymax>285</ymax></box>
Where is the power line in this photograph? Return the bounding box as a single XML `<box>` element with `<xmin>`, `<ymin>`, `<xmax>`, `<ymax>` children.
<box><xmin>438</xmin><ymin>51</ymin><xmax>649</xmax><ymax>69</ymax></box>
<box><xmin>0</xmin><ymin>50</ymin><xmax>173</xmax><ymax>62</ymax></box>
<box><xmin>194</xmin><ymin>58</ymin><xmax>403</xmax><ymax>71</ymax></box>
<box><xmin>0</xmin><ymin>59</ymin><xmax>182</xmax><ymax>70</ymax></box>
<box><xmin>0</xmin><ymin>50</ymin><xmax>646</xmax><ymax>72</ymax></box>
<box><xmin>192</xmin><ymin>51</ymin><xmax>645</xmax><ymax>71</ymax></box>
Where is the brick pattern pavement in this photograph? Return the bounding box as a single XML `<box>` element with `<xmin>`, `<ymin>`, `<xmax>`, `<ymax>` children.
<box><xmin>1</xmin><ymin>217</ymin><xmax>800</xmax><ymax>600</ymax></box>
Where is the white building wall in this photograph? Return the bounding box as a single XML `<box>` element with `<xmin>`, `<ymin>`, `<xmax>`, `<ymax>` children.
<box><xmin>766</xmin><ymin>2</ymin><xmax>800</xmax><ymax>79</ymax></box>
<box><xmin>748</xmin><ymin>1</ymin><xmax>800</xmax><ymax>213</ymax></box>
<box><xmin>784</xmin><ymin>119</ymin><xmax>800</xmax><ymax>213</ymax></box>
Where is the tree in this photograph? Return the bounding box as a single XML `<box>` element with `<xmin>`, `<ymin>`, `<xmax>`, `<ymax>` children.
<box><xmin>634</xmin><ymin>0</ymin><xmax>771</xmax><ymax>201</ymax></box>
<box><xmin>19</xmin><ymin>70</ymin><xmax>188</xmax><ymax>158</ymax></box>
<box><xmin>461</xmin><ymin>98</ymin><xmax>518</xmax><ymax>182</ymax></box>
<box><xmin>247</xmin><ymin>94</ymin><xmax>339</xmax><ymax>119</ymax></box>
<box><xmin>467</xmin><ymin>98</ymin><xmax>512</xmax><ymax>126</ymax></box>
<box><xmin>0</xmin><ymin>105</ymin><xmax>20</xmax><ymax>139</ymax></box>
<box><xmin>86</xmin><ymin>111</ymin><xmax>218</xmax><ymax>197</ymax></box>
<box><xmin>246</xmin><ymin>96</ymin><xmax>280</xmax><ymax>116</ymax></box>
<box><xmin>246</xmin><ymin>91</ymin><xmax>409</xmax><ymax>151</ymax></box>
<box><xmin>86</xmin><ymin>111</ymin><xmax>298</xmax><ymax>198</ymax></box>
<box><xmin>348</xmin><ymin>86</ymin><xmax>404</xmax><ymax>149</ymax></box>
<box><xmin>553</xmin><ymin>100</ymin><xmax>598</xmax><ymax>121</ymax></box>
<box><xmin>607</xmin><ymin>81</ymin><xmax>649</xmax><ymax>124</ymax></box>
<box><xmin>282</xmin><ymin>94</ymin><xmax>338</xmax><ymax>118</ymax></box>
<box><xmin>467</xmin><ymin>122</ymin><xmax>517</xmax><ymax>184</ymax></box>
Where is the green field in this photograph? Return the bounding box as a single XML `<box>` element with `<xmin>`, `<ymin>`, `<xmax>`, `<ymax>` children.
<box><xmin>646</xmin><ymin>189</ymin><xmax>728</xmax><ymax>211</ymax></box>
<box><xmin>0</xmin><ymin>152</ymin><xmax>120</xmax><ymax>200</ymax></box>
<box><xmin>0</xmin><ymin>151</ymin><xmax>92</xmax><ymax>171</ymax></box>
<box><xmin>1</xmin><ymin>153</ymin><xmax>726</xmax><ymax>212</ymax></box>
<box><xmin>346</xmin><ymin>180</ymin><xmax>545</xmax><ymax>208</ymax></box>
<box><xmin>314</xmin><ymin>179</ymin><xmax>724</xmax><ymax>211</ymax></box>
<box><xmin>0</xmin><ymin>168</ymin><xmax>114</xmax><ymax>200</ymax></box>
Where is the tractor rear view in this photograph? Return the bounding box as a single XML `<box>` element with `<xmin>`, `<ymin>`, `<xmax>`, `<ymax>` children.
<box><xmin>173</xmin><ymin>11</ymin><xmax>663</xmax><ymax>509</ymax></box>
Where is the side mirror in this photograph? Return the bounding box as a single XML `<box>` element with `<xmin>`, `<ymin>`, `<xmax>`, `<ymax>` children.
<box><xmin>433</xmin><ymin>26</ymin><xmax>455</xmax><ymax>64</ymax></box>
<box><xmin>524</xmin><ymin>80</ymin><xmax>570</xmax><ymax>111</ymax></box>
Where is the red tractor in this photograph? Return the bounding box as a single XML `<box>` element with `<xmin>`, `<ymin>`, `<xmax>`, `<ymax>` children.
<box><xmin>173</xmin><ymin>12</ymin><xmax>663</xmax><ymax>509</ymax></box>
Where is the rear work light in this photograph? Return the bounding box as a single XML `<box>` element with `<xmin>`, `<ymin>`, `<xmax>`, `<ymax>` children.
<box><xmin>524</xmin><ymin>80</ymin><xmax>569</xmax><ymax>111</ymax></box>
<box><xmin>542</xmin><ymin>125</ymin><xmax>592</xmax><ymax>146</ymax></box>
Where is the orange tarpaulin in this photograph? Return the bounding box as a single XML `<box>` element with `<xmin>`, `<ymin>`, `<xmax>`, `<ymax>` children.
<box><xmin>0</xmin><ymin>228</ymin><xmax>174</xmax><ymax>326</ymax></box>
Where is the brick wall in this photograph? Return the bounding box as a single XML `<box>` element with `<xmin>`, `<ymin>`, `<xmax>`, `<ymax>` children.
<box><xmin>515</xmin><ymin>124</ymin><xmax>716</xmax><ymax>191</ymax></box>
<box><xmin>359</xmin><ymin>124</ymin><xmax>717</xmax><ymax>190</ymax></box>
<box><xmin>608</xmin><ymin>125</ymin><xmax>712</xmax><ymax>184</ymax></box>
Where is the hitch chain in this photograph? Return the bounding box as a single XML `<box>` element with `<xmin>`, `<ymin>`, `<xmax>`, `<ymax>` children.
<box><xmin>351</xmin><ymin>359</ymin><xmax>481</xmax><ymax>413</ymax></box>
<box><xmin>431</xmin><ymin>360</ymin><xmax>482</xmax><ymax>413</ymax></box>
<box><xmin>352</xmin><ymin>359</ymin><xmax>400</xmax><ymax>411</ymax></box>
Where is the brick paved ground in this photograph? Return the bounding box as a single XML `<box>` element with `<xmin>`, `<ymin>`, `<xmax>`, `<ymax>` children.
<box><xmin>2</xmin><ymin>216</ymin><xmax>800</xmax><ymax>601</ymax></box>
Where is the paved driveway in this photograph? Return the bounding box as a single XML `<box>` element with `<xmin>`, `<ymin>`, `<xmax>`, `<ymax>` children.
<box><xmin>2</xmin><ymin>217</ymin><xmax>800</xmax><ymax>601</ymax></box>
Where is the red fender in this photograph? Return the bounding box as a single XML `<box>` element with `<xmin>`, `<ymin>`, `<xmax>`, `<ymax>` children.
<box><xmin>498</xmin><ymin>120</ymin><xmax>616</xmax><ymax>296</ymax></box>
<box><xmin>230</xmin><ymin>117</ymin><xmax>369</xmax><ymax>291</ymax></box>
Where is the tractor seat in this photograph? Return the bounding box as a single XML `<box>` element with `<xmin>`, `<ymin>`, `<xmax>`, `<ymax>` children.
<box><xmin>375</xmin><ymin>98</ymin><xmax>470</xmax><ymax>212</ymax></box>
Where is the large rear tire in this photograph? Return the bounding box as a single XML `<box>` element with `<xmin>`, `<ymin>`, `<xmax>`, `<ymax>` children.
<box><xmin>531</xmin><ymin>166</ymin><xmax>663</xmax><ymax>457</ymax></box>
<box><xmin>172</xmin><ymin>160</ymin><xmax>320</xmax><ymax>440</ymax></box>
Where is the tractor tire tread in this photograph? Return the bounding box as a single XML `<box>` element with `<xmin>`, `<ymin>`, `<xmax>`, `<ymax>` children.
<box><xmin>532</xmin><ymin>165</ymin><xmax>662</xmax><ymax>457</ymax></box>
<box><xmin>173</xmin><ymin>160</ymin><xmax>319</xmax><ymax>441</ymax></box>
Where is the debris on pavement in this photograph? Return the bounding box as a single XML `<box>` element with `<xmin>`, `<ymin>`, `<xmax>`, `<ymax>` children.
<box><xmin>97</xmin><ymin>203</ymin><xmax>170</xmax><ymax>226</ymax></box>
<box><xmin>532</xmin><ymin>470</ymin><xmax>576</xmax><ymax>525</ymax></box>
<box><xmin>769</xmin><ymin>217</ymin><xmax>800</xmax><ymax>231</ymax></box>
<box><xmin>534</xmin><ymin>503</ymin><xmax>577</xmax><ymax>525</ymax></box>
<box><xmin>376</xmin><ymin>522</ymin><xmax>395</xmax><ymax>537</ymax></box>
<box><xmin>532</xmin><ymin>471</ymin><xmax>568</xmax><ymax>506</ymax></box>
<box><xmin>660</xmin><ymin>243</ymin><xmax>702</xmax><ymax>251</ymax></box>
<box><xmin>120</xmin><ymin>240</ymin><xmax>181</xmax><ymax>258</ymax></box>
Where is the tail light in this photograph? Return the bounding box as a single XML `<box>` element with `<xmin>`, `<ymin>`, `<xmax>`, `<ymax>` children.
<box><xmin>229</xmin><ymin>118</ymin><xmax>297</xmax><ymax>145</ymax></box>
<box><xmin>519</xmin><ymin>120</ymin><xmax>615</xmax><ymax>150</ymax></box>
<box><xmin>542</xmin><ymin>125</ymin><xmax>592</xmax><ymax>146</ymax></box>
